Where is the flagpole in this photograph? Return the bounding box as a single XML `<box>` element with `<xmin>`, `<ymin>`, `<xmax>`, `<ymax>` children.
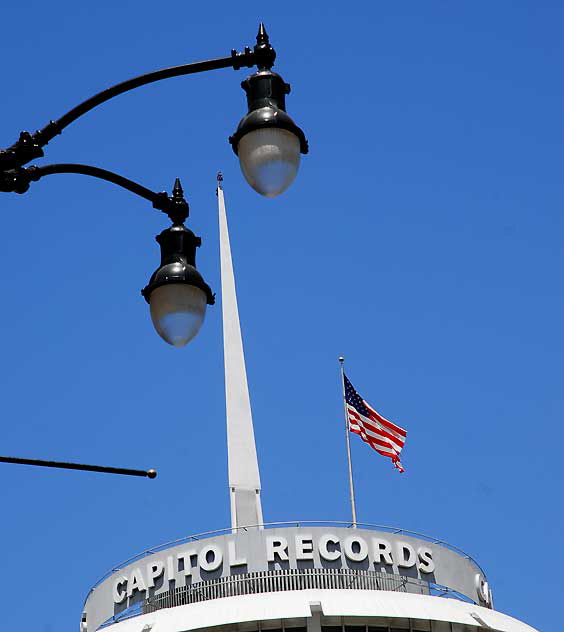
<box><xmin>339</xmin><ymin>356</ymin><xmax>357</xmax><ymax>528</ymax></box>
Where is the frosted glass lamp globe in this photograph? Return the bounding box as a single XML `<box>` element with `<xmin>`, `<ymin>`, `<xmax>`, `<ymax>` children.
<box><xmin>149</xmin><ymin>284</ymin><xmax>207</xmax><ymax>347</ymax></box>
<box><xmin>238</xmin><ymin>128</ymin><xmax>301</xmax><ymax>198</ymax></box>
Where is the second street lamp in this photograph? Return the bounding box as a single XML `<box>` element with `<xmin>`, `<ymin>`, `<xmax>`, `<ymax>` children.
<box><xmin>0</xmin><ymin>23</ymin><xmax>309</xmax><ymax>347</ymax></box>
<box><xmin>142</xmin><ymin>179</ymin><xmax>215</xmax><ymax>347</ymax></box>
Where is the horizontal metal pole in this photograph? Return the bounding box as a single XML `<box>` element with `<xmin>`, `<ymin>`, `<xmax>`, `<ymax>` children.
<box><xmin>0</xmin><ymin>455</ymin><xmax>156</xmax><ymax>478</ymax></box>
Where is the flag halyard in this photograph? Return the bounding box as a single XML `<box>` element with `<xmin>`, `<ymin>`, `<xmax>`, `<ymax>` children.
<box><xmin>344</xmin><ymin>374</ymin><xmax>407</xmax><ymax>473</ymax></box>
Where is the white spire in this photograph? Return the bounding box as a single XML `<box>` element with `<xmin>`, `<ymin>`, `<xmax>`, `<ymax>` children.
<box><xmin>217</xmin><ymin>175</ymin><xmax>263</xmax><ymax>531</ymax></box>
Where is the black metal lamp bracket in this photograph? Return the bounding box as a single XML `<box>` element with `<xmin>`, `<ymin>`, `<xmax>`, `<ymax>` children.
<box><xmin>0</xmin><ymin>24</ymin><xmax>275</xmax><ymax>176</ymax></box>
<box><xmin>0</xmin><ymin>163</ymin><xmax>190</xmax><ymax>224</ymax></box>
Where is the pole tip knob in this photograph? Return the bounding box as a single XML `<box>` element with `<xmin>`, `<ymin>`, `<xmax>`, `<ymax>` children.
<box><xmin>147</xmin><ymin>469</ymin><xmax>157</xmax><ymax>479</ymax></box>
<box><xmin>338</xmin><ymin>356</ymin><xmax>344</xmax><ymax>363</ymax></box>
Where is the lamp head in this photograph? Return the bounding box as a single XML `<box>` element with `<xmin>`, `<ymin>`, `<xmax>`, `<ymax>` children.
<box><xmin>230</xmin><ymin>25</ymin><xmax>308</xmax><ymax>197</ymax></box>
<box><xmin>142</xmin><ymin>223</ymin><xmax>214</xmax><ymax>347</ymax></box>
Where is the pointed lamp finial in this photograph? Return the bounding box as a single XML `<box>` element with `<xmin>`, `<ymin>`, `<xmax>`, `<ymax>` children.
<box><xmin>172</xmin><ymin>177</ymin><xmax>184</xmax><ymax>199</ymax></box>
<box><xmin>253</xmin><ymin>22</ymin><xmax>275</xmax><ymax>70</ymax></box>
<box><xmin>162</xmin><ymin>177</ymin><xmax>189</xmax><ymax>224</ymax></box>
<box><xmin>257</xmin><ymin>22</ymin><xmax>269</xmax><ymax>44</ymax></box>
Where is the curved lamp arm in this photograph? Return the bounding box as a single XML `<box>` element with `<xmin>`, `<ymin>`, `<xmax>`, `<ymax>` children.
<box><xmin>0</xmin><ymin>24</ymin><xmax>276</xmax><ymax>171</ymax></box>
<box><xmin>1</xmin><ymin>163</ymin><xmax>189</xmax><ymax>224</ymax></box>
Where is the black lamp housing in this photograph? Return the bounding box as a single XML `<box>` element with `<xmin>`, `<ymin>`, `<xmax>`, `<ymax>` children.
<box><xmin>229</xmin><ymin>70</ymin><xmax>309</xmax><ymax>156</ymax></box>
<box><xmin>141</xmin><ymin>178</ymin><xmax>214</xmax><ymax>306</ymax></box>
<box><xmin>229</xmin><ymin>25</ymin><xmax>308</xmax><ymax>156</ymax></box>
<box><xmin>141</xmin><ymin>223</ymin><xmax>215</xmax><ymax>306</ymax></box>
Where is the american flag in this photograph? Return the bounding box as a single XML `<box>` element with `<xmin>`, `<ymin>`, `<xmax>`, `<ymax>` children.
<box><xmin>344</xmin><ymin>374</ymin><xmax>407</xmax><ymax>472</ymax></box>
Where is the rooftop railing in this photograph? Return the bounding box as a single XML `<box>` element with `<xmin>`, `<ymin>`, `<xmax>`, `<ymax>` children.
<box><xmin>98</xmin><ymin>567</ymin><xmax>475</xmax><ymax>628</ymax></box>
<box><xmin>143</xmin><ymin>568</ymin><xmax>431</xmax><ymax>611</ymax></box>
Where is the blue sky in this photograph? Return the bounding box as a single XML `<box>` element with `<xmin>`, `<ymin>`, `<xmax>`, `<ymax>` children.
<box><xmin>0</xmin><ymin>2</ymin><xmax>562</xmax><ymax>631</ymax></box>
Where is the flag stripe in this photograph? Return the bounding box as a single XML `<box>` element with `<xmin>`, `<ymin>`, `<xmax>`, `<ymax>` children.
<box><xmin>364</xmin><ymin>402</ymin><xmax>407</xmax><ymax>437</ymax></box>
<box><xmin>349</xmin><ymin>419</ymin><xmax>402</xmax><ymax>455</ymax></box>
<box><xmin>348</xmin><ymin>419</ymin><xmax>404</xmax><ymax>454</ymax></box>
<box><xmin>351</xmin><ymin>421</ymin><xmax>406</xmax><ymax>472</ymax></box>
<box><xmin>346</xmin><ymin>401</ymin><xmax>406</xmax><ymax>444</ymax></box>
<box><xmin>349</xmin><ymin>425</ymin><xmax>397</xmax><ymax>452</ymax></box>
<box><xmin>347</xmin><ymin>408</ymin><xmax>405</xmax><ymax>449</ymax></box>
<box><xmin>357</xmin><ymin>406</ymin><xmax>407</xmax><ymax>441</ymax></box>
<box><xmin>351</xmin><ymin>428</ymin><xmax>399</xmax><ymax>458</ymax></box>
<box><xmin>347</xmin><ymin>408</ymin><xmax>405</xmax><ymax>450</ymax></box>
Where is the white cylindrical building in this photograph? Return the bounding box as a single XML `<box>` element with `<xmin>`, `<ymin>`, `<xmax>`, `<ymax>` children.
<box><xmin>81</xmin><ymin>523</ymin><xmax>536</xmax><ymax>632</ymax></box>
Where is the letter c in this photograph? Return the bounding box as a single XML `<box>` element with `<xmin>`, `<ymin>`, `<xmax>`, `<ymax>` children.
<box><xmin>112</xmin><ymin>576</ymin><xmax>127</xmax><ymax>604</ymax></box>
<box><xmin>319</xmin><ymin>534</ymin><xmax>341</xmax><ymax>561</ymax></box>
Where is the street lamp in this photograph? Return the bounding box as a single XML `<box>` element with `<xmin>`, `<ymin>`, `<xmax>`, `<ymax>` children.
<box><xmin>230</xmin><ymin>24</ymin><xmax>309</xmax><ymax>196</ymax></box>
<box><xmin>141</xmin><ymin>179</ymin><xmax>215</xmax><ymax>347</ymax></box>
<box><xmin>0</xmin><ymin>23</ymin><xmax>308</xmax><ymax>347</ymax></box>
